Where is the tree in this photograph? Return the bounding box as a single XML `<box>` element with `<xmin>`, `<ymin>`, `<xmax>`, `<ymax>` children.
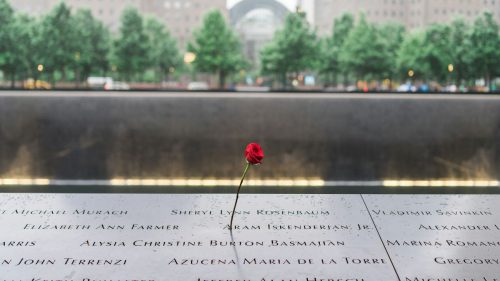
<box><xmin>469</xmin><ymin>12</ymin><xmax>500</xmax><ymax>89</ymax></box>
<box><xmin>113</xmin><ymin>8</ymin><xmax>150</xmax><ymax>81</ymax></box>
<box><xmin>332</xmin><ymin>14</ymin><xmax>355</xmax><ymax>86</ymax></box>
<box><xmin>189</xmin><ymin>10</ymin><xmax>246</xmax><ymax>89</ymax></box>
<box><xmin>397</xmin><ymin>32</ymin><xmax>430</xmax><ymax>81</ymax></box>
<box><xmin>378</xmin><ymin>23</ymin><xmax>406</xmax><ymax>86</ymax></box>
<box><xmin>145</xmin><ymin>17</ymin><xmax>182</xmax><ymax>82</ymax></box>
<box><xmin>260</xmin><ymin>41</ymin><xmax>286</xmax><ymax>86</ymax></box>
<box><xmin>38</xmin><ymin>2</ymin><xmax>78</xmax><ymax>83</ymax></box>
<box><xmin>10</xmin><ymin>15</ymin><xmax>43</xmax><ymax>85</ymax></box>
<box><xmin>332</xmin><ymin>14</ymin><xmax>355</xmax><ymax>47</ymax></box>
<box><xmin>448</xmin><ymin>18</ymin><xmax>473</xmax><ymax>86</ymax></box>
<box><xmin>318</xmin><ymin>38</ymin><xmax>338</xmax><ymax>86</ymax></box>
<box><xmin>318</xmin><ymin>13</ymin><xmax>355</xmax><ymax>87</ymax></box>
<box><xmin>422</xmin><ymin>24</ymin><xmax>452</xmax><ymax>83</ymax></box>
<box><xmin>260</xmin><ymin>12</ymin><xmax>318</xmax><ymax>88</ymax></box>
<box><xmin>0</xmin><ymin>10</ymin><xmax>43</xmax><ymax>88</ymax></box>
<box><xmin>339</xmin><ymin>15</ymin><xmax>389</xmax><ymax>81</ymax></box>
<box><xmin>0</xmin><ymin>0</ymin><xmax>14</xmax><ymax>57</ymax></box>
<box><xmin>398</xmin><ymin>23</ymin><xmax>455</xmax><ymax>85</ymax></box>
<box><xmin>0</xmin><ymin>0</ymin><xmax>15</xmax><ymax>86</ymax></box>
<box><xmin>72</xmin><ymin>9</ymin><xmax>111</xmax><ymax>84</ymax></box>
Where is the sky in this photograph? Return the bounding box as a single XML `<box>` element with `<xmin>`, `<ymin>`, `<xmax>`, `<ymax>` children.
<box><xmin>227</xmin><ymin>0</ymin><xmax>315</xmax><ymax>22</ymax></box>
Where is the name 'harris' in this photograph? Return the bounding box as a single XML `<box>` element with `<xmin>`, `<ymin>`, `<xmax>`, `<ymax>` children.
<box><xmin>1</xmin><ymin>241</ymin><xmax>36</xmax><ymax>247</ymax></box>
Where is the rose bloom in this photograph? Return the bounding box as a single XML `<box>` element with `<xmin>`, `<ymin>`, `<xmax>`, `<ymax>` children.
<box><xmin>245</xmin><ymin>143</ymin><xmax>264</xmax><ymax>165</ymax></box>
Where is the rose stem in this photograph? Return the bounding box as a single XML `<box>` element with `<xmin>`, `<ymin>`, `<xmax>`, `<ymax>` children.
<box><xmin>230</xmin><ymin>162</ymin><xmax>251</xmax><ymax>231</ymax></box>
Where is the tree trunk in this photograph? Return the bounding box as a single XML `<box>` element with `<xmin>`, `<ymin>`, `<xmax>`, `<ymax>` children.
<box><xmin>218</xmin><ymin>71</ymin><xmax>225</xmax><ymax>90</ymax></box>
<box><xmin>485</xmin><ymin>72</ymin><xmax>491</xmax><ymax>91</ymax></box>
<box><xmin>343</xmin><ymin>72</ymin><xmax>348</xmax><ymax>88</ymax></box>
<box><xmin>50</xmin><ymin>73</ymin><xmax>56</xmax><ymax>87</ymax></box>
<box><xmin>74</xmin><ymin>69</ymin><xmax>80</xmax><ymax>88</ymax></box>
<box><xmin>455</xmin><ymin>71</ymin><xmax>461</xmax><ymax>89</ymax></box>
<box><xmin>10</xmin><ymin>71</ymin><xmax>16</xmax><ymax>89</ymax></box>
<box><xmin>61</xmin><ymin>66</ymin><xmax>66</xmax><ymax>82</ymax></box>
<box><xmin>34</xmin><ymin>71</ymin><xmax>38</xmax><ymax>89</ymax></box>
<box><xmin>155</xmin><ymin>68</ymin><xmax>160</xmax><ymax>83</ymax></box>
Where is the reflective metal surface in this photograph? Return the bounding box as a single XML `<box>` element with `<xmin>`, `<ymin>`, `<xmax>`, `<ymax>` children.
<box><xmin>0</xmin><ymin>193</ymin><xmax>499</xmax><ymax>280</ymax></box>
<box><xmin>1</xmin><ymin>91</ymin><xmax>499</xmax><ymax>181</ymax></box>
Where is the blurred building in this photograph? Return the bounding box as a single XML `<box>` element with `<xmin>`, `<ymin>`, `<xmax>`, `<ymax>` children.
<box><xmin>139</xmin><ymin>0</ymin><xmax>227</xmax><ymax>48</ymax></box>
<box><xmin>230</xmin><ymin>0</ymin><xmax>291</xmax><ymax>69</ymax></box>
<box><xmin>315</xmin><ymin>0</ymin><xmax>500</xmax><ymax>36</ymax></box>
<box><xmin>8</xmin><ymin>0</ymin><xmax>227</xmax><ymax>49</ymax></box>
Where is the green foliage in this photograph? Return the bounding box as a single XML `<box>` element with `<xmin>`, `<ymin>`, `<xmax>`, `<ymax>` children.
<box><xmin>332</xmin><ymin>14</ymin><xmax>355</xmax><ymax>47</ymax></box>
<box><xmin>318</xmin><ymin>14</ymin><xmax>354</xmax><ymax>86</ymax></box>
<box><xmin>260</xmin><ymin>12</ymin><xmax>318</xmax><ymax>87</ymax></box>
<box><xmin>10</xmin><ymin>15</ymin><xmax>40</xmax><ymax>79</ymax></box>
<box><xmin>2</xmin><ymin>3</ymin><xmax>500</xmax><ymax>90</ymax></box>
<box><xmin>145</xmin><ymin>17</ymin><xmax>182</xmax><ymax>82</ymax></box>
<box><xmin>260</xmin><ymin>41</ymin><xmax>285</xmax><ymax>81</ymax></box>
<box><xmin>72</xmin><ymin>9</ymin><xmax>111</xmax><ymax>82</ymax></box>
<box><xmin>448</xmin><ymin>18</ymin><xmax>473</xmax><ymax>84</ymax></box>
<box><xmin>38</xmin><ymin>2</ymin><xmax>78</xmax><ymax>82</ymax></box>
<box><xmin>0</xmin><ymin>0</ymin><xmax>14</xmax><ymax>56</ymax></box>
<box><xmin>397</xmin><ymin>22</ymin><xmax>470</xmax><ymax>83</ymax></box>
<box><xmin>188</xmin><ymin>10</ymin><xmax>246</xmax><ymax>88</ymax></box>
<box><xmin>378</xmin><ymin>23</ymin><xmax>405</xmax><ymax>79</ymax></box>
<box><xmin>0</xmin><ymin>2</ymin><xmax>112</xmax><ymax>86</ymax></box>
<box><xmin>397</xmin><ymin>32</ymin><xmax>429</xmax><ymax>80</ymax></box>
<box><xmin>422</xmin><ymin>24</ymin><xmax>452</xmax><ymax>82</ymax></box>
<box><xmin>396</xmin><ymin>23</ymin><xmax>457</xmax><ymax>84</ymax></box>
<box><xmin>0</xmin><ymin>0</ymin><xmax>15</xmax><ymax>84</ymax></box>
<box><xmin>339</xmin><ymin>15</ymin><xmax>389</xmax><ymax>80</ymax></box>
<box><xmin>0</xmin><ymin>2</ymin><xmax>44</xmax><ymax>87</ymax></box>
<box><xmin>469</xmin><ymin>12</ymin><xmax>500</xmax><ymax>88</ymax></box>
<box><xmin>317</xmin><ymin>38</ymin><xmax>338</xmax><ymax>86</ymax></box>
<box><xmin>113</xmin><ymin>8</ymin><xmax>150</xmax><ymax>81</ymax></box>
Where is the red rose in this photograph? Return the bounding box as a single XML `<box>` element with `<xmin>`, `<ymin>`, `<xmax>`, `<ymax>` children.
<box><xmin>230</xmin><ymin>143</ymin><xmax>265</xmax><ymax>230</ymax></box>
<box><xmin>245</xmin><ymin>143</ymin><xmax>264</xmax><ymax>165</ymax></box>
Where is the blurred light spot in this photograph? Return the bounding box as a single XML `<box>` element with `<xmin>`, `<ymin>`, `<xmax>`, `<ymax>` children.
<box><xmin>0</xmin><ymin>178</ymin><xmax>50</xmax><ymax>185</ymax></box>
<box><xmin>383</xmin><ymin>179</ymin><xmax>499</xmax><ymax>187</ymax></box>
<box><xmin>184</xmin><ymin>52</ymin><xmax>196</xmax><ymax>64</ymax></box>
